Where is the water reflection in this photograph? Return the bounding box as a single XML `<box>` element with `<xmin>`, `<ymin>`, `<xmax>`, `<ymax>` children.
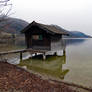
<box><xmin>0</xmin><ymin>38</ymin><xmax>92</xmax><ymax>87</ymax></box>
<box><xmin>19</xmin><ymin>51</ymin><xmax>69</xmax><ymax>79</ymax></box>
<box><xmin>0</xmin><ymin>38</ymin><xmax>87</xmax><ymax>65</ymax></box>
<box><xmin>65</xmin><ymin>38</ymin><xmax>87</xmax><ymax>46</ymax></box>
<box><xmin>18</xmin><ymin>38</ymin><xmax>87</xmax><ymax>81</ymax></box>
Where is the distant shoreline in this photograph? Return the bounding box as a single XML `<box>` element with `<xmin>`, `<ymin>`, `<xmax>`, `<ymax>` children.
<box><xmin>63</xmin><ymin>37</ymin><xmax>92</xmax><ymax>39</ymax></box>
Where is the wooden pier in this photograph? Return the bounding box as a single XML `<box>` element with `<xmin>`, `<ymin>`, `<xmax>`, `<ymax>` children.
<box><xmin>0</xmin><ymin>49</ymin><xmax>48</xmax><ymax>61</ymax></box>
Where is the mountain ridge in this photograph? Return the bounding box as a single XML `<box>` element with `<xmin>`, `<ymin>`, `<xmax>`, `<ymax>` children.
<box><xmin>0</xmin><ymin>17</ymin><xmax>29</xmax><ymax>34</ymax></box>
<box><xmin>52</xmin><ymin>25</ymin><xmax>92</xmax><ymax>38</ymax></box>
<box><xmin>0</xmin><ymin>17</ymin><xmax>92</xmax><ymax>38</ymax></box>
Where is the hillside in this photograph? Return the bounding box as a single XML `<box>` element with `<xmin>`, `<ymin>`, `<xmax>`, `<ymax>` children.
<box><xmin>0</xmin><ymin>17</ymin><xmax>29</xmax><ymax>45</ymax></box>
<box><xmin>52</xmin><ymin>25</ymin><xmax>92</xmax><ymax>38</ymax></box>
<box><xmin>0</xmin><ymin>17</ymin><xmax>29</xmax><ymax>34</ymax></box>
<box><xmin>67</xmin><ymin>31</ymin><xmax>92</xmax><ymax>38</ymax></box>
<box><xmin>0</xmin><ymin>17</ymin><xmax>91</xmax><ymax>38</ymax></box>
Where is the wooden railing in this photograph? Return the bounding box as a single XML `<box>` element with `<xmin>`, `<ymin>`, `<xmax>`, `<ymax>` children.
<box><xmin>0</xmin><ymin>49</ymin><xmax>48</xmax><ymax>60</ymax></box>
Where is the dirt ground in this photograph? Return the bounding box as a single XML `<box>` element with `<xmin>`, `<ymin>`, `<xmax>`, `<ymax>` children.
<box><xmin>0</xmin><ymin>62</ymin><xmax>85</xmax><ymax>92</ymax></box>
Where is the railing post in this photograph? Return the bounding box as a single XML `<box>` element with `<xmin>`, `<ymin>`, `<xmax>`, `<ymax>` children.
<box><xmin>63</xmin><ymin>49</ymin><xmax>66</xmax><ymax>56</ymax></box>
<box><xmin>43</xmin><ymin>52</ymin><xmax>46</xmax><ymax>60</ymax></box>
<box><xmin>20</xmin><ymin>52</ymin><xmax>22</xmax><ymax>61</ymax></box>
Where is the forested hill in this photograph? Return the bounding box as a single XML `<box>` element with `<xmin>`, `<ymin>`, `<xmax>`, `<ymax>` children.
<box><xmin>0</xmin><ymin>17</ymin><xmax>29</xmax><ymax>34</ymax></box>
<box><xmin>0</xmin><ymin>17</ymin><xmax>91</xmax><ymax>38</ymax></box>
<box><xmin>67</xmin><ymin>31</ymin><xmax>92</xmax><ymax>38</ymax></box>
<box><xmin>52</xmin><ymin>25</ymin><xmax>92</xmax><ymax>38</ymax></box>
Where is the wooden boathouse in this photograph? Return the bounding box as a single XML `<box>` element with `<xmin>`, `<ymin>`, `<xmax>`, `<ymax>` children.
<box><xmin>0</xmin><ymin>21</ymin><xmax>69</xmax><ymax>61</ymax></box>
<box><xmin>21</xmin><ymin>21</ymin><xmax>69</xmax><ymax>51</ymax></box>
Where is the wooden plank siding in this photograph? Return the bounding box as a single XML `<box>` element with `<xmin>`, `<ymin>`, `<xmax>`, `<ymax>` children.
<box><xmin>21</xmin><ymin>21</ymin><xmax>69</xmax><ymax>51</ymax></box>
<box><xmin>25</xmin><ymin>26</ymin><xmax>51</xmax><ymax>50</ymax></box>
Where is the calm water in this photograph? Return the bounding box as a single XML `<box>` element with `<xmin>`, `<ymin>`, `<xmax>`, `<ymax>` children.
<box><xmin>19</xmin><ymin>38</ymin><xmax>92</xmax><ymax>88</ymax></box>
<box><xmin>0</xmin><ymin>38</ymin><xmax>92</xmax><ymax>87</ymax></box>
<box><xmin>65</xmin><ymin>38</ymin><xmax>92</xmax><ymax>87</ymax></box>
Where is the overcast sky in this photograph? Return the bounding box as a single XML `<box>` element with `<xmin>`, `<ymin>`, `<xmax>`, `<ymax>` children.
<box><xmin>11</xmin><ymin>0</ymin><xmax>92</xmax><ymax>35</ymax></box>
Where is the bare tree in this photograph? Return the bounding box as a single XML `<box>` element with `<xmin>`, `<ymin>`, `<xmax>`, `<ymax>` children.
<box><xmin>0</xmin><ymin>0</ymin><xmax>12</xmax><ymax>33</ymax></box>
<box><xmin>0</xmin><ymin>0</ymin><xmax>12</xmax><ymax>22</ymax></box>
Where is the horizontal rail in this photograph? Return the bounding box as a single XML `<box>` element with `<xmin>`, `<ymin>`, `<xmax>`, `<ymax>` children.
<box><xmin>0</xmin><ymin>49</ymin><xmax>48</xmax><ymax>55</ymax></box>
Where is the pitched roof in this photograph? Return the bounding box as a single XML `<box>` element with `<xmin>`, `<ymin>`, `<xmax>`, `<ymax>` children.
<box><xmin>21</xmin><ymin>21</ymin><xmax>69</xmax><ymax>35</ymax></box>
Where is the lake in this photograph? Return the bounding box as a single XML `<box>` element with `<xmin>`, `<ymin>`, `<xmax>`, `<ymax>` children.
<box><xmin>64</xmin><ymin>38</ymin><xmax>92</xmax><ymax>88</ymax></box>
<box><xmin>0</xmin><ymin>38</ymin><xmax>92</xmax><ymax>88</ymax></box>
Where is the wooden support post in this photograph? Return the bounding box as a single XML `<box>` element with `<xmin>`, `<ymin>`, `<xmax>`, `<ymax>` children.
<box><xmin>63</xmin><ymin>49</ymin><xmax>65</xmax><ymax>56</ymax></box>
<box><xmin>54</xmin><ymin>52</ymin><xmax>57</xmax><ymax>56</ymax></box>
<box><xmin>43</xmin><ymin>53</ymin><xmax>46</xmax><ymax>60</ymax></box>
<box><xmin>35</xmin><ymin>53</ymin><xmax>37</xmax><ymax>56</ymax></box>
<box><xmin>30</xmin><ymin>53</ymin><xmax>32</xmax><ymax>59</ymax></box>
<box><xmin>20</xmin><ymin>52</ymin><xmax>22</xmax><ymax>61</ymax></box>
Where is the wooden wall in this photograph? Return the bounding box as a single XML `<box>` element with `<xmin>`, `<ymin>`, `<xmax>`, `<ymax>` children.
<box><xmin>25</xmin><ymin>26</ymin><xmax>51</xmax><ymax>50</ymax></box>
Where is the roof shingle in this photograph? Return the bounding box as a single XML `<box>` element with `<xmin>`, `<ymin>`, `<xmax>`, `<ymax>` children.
<box><xmin>21</xmin><ymin>21</ymin><xmax>69</xmax><ymax>35</ymax></box>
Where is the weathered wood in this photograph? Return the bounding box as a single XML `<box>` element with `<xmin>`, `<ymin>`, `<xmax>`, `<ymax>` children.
<box><xmin>0</xmin><ymin>49</ymin><xmax>48</xmax><ymax>55</ymax></box>
<box><xmin>25</xmin><ymin>26</ymin><xmax>52</xmax><ymax>50</ymax></box>
<box><xmin>23</xmin><ymin>21</ymin><xmax>69</xmax><ymax>51</ymax></box>
<box><xmin>0</xmin><ymin>49</ymin><xmax>26</xmax><ymax>55</ymax></box>
<box><xmin>20</xmin><ymin>52</ymin><xmax>22</xmax><ymax>61</ymax></box>
<box><xmin>63</xmin><ymin>49</ymin><xmax>66</xmax><ymax>55</ymax></box>
<box><xmin>43</xmin><ymin>53</ymin><xmax>46</xmax><ymax>60</ymax></box>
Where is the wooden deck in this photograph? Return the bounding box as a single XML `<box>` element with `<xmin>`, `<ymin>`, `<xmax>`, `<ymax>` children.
<box><xmin>0</xmin><ymin>49</ymin><xmax>48</xmax><ymax>55</ymax></box>
<box><xmin>0</xmin><ymin>49</ymin><xmax>48</xmax><ymax>60</ymax></box>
